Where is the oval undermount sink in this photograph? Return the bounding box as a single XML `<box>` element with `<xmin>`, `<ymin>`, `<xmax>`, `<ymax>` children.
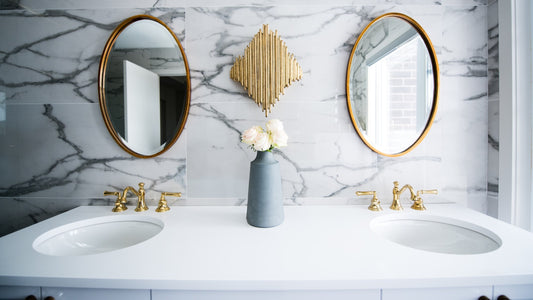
<box><xmin>370</xmin><ymin>215</ymin><xmax>501</xmax><ymax>255</ymax></box>
<box><xmin>33</xmin><ymin>215</ymin><xmax>164</xmax><ymax>256</ymax></box>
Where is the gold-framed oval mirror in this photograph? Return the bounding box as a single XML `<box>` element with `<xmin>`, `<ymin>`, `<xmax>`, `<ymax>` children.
<box><xmin>98</xmin><ymin>15</ymin><xmax>190</xmax><ymax>158</ymax></box>
<box><xmin>346</xmin><ymin>13</ymin><xmax>439</xmax><ymax>157</ymax></box>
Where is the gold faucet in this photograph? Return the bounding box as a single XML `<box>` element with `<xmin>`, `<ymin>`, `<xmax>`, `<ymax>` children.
<box><xmin>121</xmin><ymin>182</ymin><xmax>148</xmax><ymax>212</ymax></box>
<box><xmin>156</xmin><ymin>192</ymin><xmax>182</xmax><ymax>212</ymax></box>
<box><xmin>104</xmin><ymin>182</ymin><xmax>148</xmax><ymax>212</ymax></box>
<box><xmin>391</xmin><ymin>181</ymin><xmax>416</xmax><ymax>210</ymax></box>
<box><xmin>411</xmin><ymin>189</ymin><xmax>438</xmax><ymax>211</ymax></box>
<box><xmin>356</xmin><ymin>190</ymin><xmax>383</xmax><ymax>211</ymax></box>
<box><xmin>104</xmin><ymin>191</ymin><xmax>127</xmax><ymax>212</ymax></box>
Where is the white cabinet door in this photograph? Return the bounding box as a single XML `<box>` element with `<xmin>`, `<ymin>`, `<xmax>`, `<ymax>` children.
<box><xmin>0</xmin><ymin>286</ymin><xmax>40</xmax><ymax>300</ymax></box>
<box><xmin>41</xmin><ymin>287</ymin><xmax>150</xmax><ymax>300</ymax></box>
<box><xmin>382</xmin><ymin>286</ymin><xmax>492</xmax><ymax>300</ymax></box>
<box><xmin>152</xmin><ymin>289</ymin><xmax>380</xmax><ymax>300</ymax></box>
<box><xmin>494</xmin><ymin>284</ymin><xmax>533</xmax><ymax>300</ymax></box>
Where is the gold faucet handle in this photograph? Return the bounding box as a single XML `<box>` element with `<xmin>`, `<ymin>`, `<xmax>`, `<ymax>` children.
<box><xmin>104</xmin><ymin>191</ymin><xmax>120</xmax><ymax>197</ymax></box>
<box><xmin>418</xmin><ymin>189</ymin><xmax>438</xmax><ymax>196</ymax></box>
<box><xmin>104</xmin><ymin>191</ymin><xmax>127</xmax><ymax>212</ymax></box>
<box><xmin>163</xmin><ymin>192</ymin><xmax>182</xmax><ymax>197</ymax></box>
<box><xmin>356</xmin><ymin>191</ymin><xmax>375</xmax><ymax>196</ymax></box>
<box><xmin>156</xmin><ymin>192</ymin><xmax>182</xmax><ymax>212</ymax></box>
<box><xmin>356</xmin><ymin>191</ymin><xmax>383</xmax><ymax>212</ymax></box>
<box><xmin>411</xmin><ymin>189</ymin><xmax>438</xmax><ymax>211</ymax></box>
<box><xmin>134</xmin><ymin>182</ymin><xmax>148</xmax><ymax>212</ymax></box>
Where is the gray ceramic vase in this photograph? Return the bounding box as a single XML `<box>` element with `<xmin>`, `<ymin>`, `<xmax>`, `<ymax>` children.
<box><xmin>246</xmin><ymin>151</ymin><xmax>284</xmax><ymax>228</ymax></box>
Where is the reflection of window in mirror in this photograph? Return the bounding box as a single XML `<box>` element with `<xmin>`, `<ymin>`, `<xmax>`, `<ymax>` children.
<box><xmin>366</xmin><ymin>35</ymin><xmax>432</xmax><ymax>152</ymax></box>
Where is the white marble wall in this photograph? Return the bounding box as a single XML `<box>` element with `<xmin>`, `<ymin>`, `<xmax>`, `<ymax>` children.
<box><xmin>0</xmin><ymin>0</ymin><xmax>489</xmax><ymax>236</ymax></box>
<box><xmin>487</xmin><ymin>0</ymin><xmax>499</xmax><ymax>218</ymax></box>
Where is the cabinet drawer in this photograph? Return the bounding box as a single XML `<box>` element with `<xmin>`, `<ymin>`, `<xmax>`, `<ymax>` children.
<box><xmin>494</xmin><ymin>284</ymin><xmax>533</xmax><ymax>300</ymax></box>
<box><xmin>0</xmin><ymin>286</ymin><xmax>40</xmax><ymax>300</ymax></box>
<box><xmin>41</xmin><ymin>287</ymin><xmax>150</xmax><ymax>300</ymax></box>
<box><xmin>382</xmin><ymin>286</ymin><xmax>492</xmax><ymax>300</ymax></box>
<box><xmin>152</xmin><ymin>289</ymin><xmax>380</xmax><ymax>300</ymax></box>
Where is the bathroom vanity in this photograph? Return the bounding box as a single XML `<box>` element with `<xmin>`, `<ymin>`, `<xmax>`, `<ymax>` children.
<box><xmin>1</xmin><ymin>205</ymin><xmax>532</xmax><ymax>300</ymax></box>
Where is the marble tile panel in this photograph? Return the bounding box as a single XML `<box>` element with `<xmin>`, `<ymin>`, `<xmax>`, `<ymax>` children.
<box><xmin>187</xmin><ymin>5</ymin><xmax>445</xmax><ymax>105</ymax></box>
<box><xmin>435</xmin><ymin>98</ymin><xmax>488</xmax><ymax>208</ymax></box>
<box><xmin>440</xmin><ymin>5</ymin><xmax>488</xmax><ymax>79</ymax></box>
<box><xmin>12</xmin><ymin>0</ymin><xmax>487</xmax><ymax>10</ymax></box>
<box><xmin>0</xmin><ymin>2</ymin><xmax>492</xmax><ymax>236</ymax></box>
<box><xmin>0</xmin><ymin>103</ymin><xmax>187</xmax><ymax>200</ymax></box>
<box><xmin>187</xmin><ymin>100</ymin><xmax>378</xmax><ymax>201</ymax></box>
<box><xmin>0</xmin><ymin>8</ymin><xmax>185</xmax><ymax>104</ymax></box>
<box><xmin>437</xmin><ymin>5</ymin><xmax>488</xmax><ymax>211</ymax></box>
<box><xmin>0</xmin><ymin>197</ymin><xmax>111</xmax><ymax>237</ymax></box>
<box><xmin>487</xmin><ymin>99</ymin><xmax>499</xmax><ymax>190</ymax></box>
<box><xmin>486</xmin><ymin>0</ymin><xmax>498</xmax><ymax>207</ymax></box>
<box><xmin>487</xmin><ymin>0</ymin><xmax>499</xmax><ymax>97</ymax></box>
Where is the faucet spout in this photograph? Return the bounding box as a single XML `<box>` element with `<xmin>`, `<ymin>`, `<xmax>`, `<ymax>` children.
<box><xmin>390</xmin><ymin>181</ymin><xmax>416</xmax><ymax>210</ymax></box>
<box><xmin>121</xmin><ymin>182</ymin><xmax>148</xmax><ymax>212</ymax></box>
<box><xmin>399</xmin><ymin>184</ymin><xmax>416</xmax><ymax>199</ymax></box>
<box><xmin>122</xmin><ymin>186</ymin><xmax>138</xmax><ymax>197</ymax></box>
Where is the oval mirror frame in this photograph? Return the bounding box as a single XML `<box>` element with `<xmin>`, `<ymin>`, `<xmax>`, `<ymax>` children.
<box><xmin>346</xmin><ymin>13</ymin><xmax>439</xmax><ymax>157</ymax></box>
<box><xmin>98</xmin><ymin>15</ymin><xmax>190</xmax><ymax>158</ymax></box>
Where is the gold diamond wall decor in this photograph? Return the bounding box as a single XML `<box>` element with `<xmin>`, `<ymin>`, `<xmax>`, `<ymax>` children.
<box><xmin>230</xmin><ymin>24</ymin><xmax>303</xmax><ymax>117</ymax></box>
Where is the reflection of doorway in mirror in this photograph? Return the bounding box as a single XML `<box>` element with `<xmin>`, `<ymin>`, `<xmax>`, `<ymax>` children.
<box><xmin>123</xmin><ymin>60</ymin><xmax>161</xmax><ymax>154</ymax></box>
<box><xmin>367</xmin><ymin>36</ymin><xmax>430</xmax><ymax>153</ymax></box>
<box><xmin>159</xmin><ymin>76</ymin><xmax>188</xmax><ymax>144</ymax></box>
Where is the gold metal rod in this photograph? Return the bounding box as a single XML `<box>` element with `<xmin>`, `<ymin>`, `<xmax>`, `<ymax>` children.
<box><xmin>275</xmin><ymin>31</ymin><xmax>279</xmax><ymax>100</ymax></box>
<box><xmin>281</xmin><ymin>43</ymin><xmax>285</xmax><ymax>92</ymax></box>
<box><xmin>270</xmin><ymin>30</ymin><xmax>274</xmax><ymax>110</ymax></box>
<box><xmin>260</xmin><ymin>30</ymin><xmax>264</xmax><ymax>107</ymax></box>
<box><xmin>262</xmin><ymin>26</ymin><xmax>267</xmax><ymax>111</ymax></box>
<box><xmin>252</xmin><ymin>39</ymin><xmax>256</xmax><ymax>101</ymax></box>
<box><xmin>229</xmin><ymin>24</ymin><xmax>302</xmax><ymax>116</ymax></box>
<box><xmin>265</xmin><ymin>27</ymin><xmax>269</xmax><ymax>113</ymax></box>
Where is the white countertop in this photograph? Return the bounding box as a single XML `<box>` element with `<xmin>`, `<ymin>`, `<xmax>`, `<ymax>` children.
<box><xmin>1</xmin><ymin>204</ymin><xmax>533</xmax><ymax>290</ymax></box>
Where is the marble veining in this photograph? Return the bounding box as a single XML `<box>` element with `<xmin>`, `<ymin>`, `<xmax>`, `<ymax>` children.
<box><xmin>0</xmin><ymin>8</ymin><xmax>185</xmax><ymax>104</ymax></box>
<box><xmin>486</xmin><ymin>0</ymin><xmax>498</xmax><ymax>217</ymax></box>
<box><xmin>0</xmin><ymin>1</ymin><xmax>490</xmax><ymax>236</ymax></box>
<box><xmin>0</xmin><ymin>104</ymin><xmax>186</xmax><ymax>199</ymax></box>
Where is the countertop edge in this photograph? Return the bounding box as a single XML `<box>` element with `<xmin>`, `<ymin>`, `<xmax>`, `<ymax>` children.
<box><xmin>2</xmin><ymin>275</ymin><xmax>533</xmax><ymax>290</ymax></box>
<box><xmin>2</xmin><ymin>205</ymin><xmax>533</xmax><ymax>290</ymax></box>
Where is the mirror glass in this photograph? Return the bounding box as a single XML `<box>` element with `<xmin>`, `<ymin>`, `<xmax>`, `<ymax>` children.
<box><xmin>98</xmin><ymin>15</ymin><xmax>190</xmax><ymax>158</ymax></box>
<box><xmin>346</xmin><ymin>13</ymin><xmax>438</xmax><ymax>157</ymax></box>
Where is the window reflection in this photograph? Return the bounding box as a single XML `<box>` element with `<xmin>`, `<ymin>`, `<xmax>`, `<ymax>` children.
<box><xmin>346</xmin><ymin>13</ymin><xmax>438</xmax><ymax>157</ymax></box>
<box><xmin>366</xmin><ymin>36</ymin><xmax>432</xmax><ymax>152</ymax></box>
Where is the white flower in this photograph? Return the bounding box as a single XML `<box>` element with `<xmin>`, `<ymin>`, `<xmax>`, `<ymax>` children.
<box><xmin>266</xmin><ymin>119</ymin><xmax>284</xmax><ymax>133</ymax></box>
<box><xmin>242</xmin><ymin>119</ymin><xmax>288</xmax><ymax>152</ymax></box>
<box><xmin>271</xmin><ymin>129</ymin><xmax>288</xmax><ymax>148</ymax></box>
<box><xmin>241</xmin><ymin>126</ymin><xmax>262</xmax><ymax>145</ymax></box>
<box><xmin>253</xmin><ymin>131</ymin><xmax>272</xmax><ymax>151</ymax></box>
<box><xmin>266</xmin><ymin>119</ymin><xmax>287</xmax><ymax>148</ymax></box>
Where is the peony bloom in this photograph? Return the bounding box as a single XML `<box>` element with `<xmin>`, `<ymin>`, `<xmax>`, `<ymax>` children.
<box><xmin>242</xmin><ymin>119</ymin><xmax>288</xmax><ymax>152</ymax></box>
<box><xmin>253</xmin><ymin>131</ymin><xmax>272</xmax><ymax>151</ymax></box>
<box><xmin>271</xmin><ymin>128</ymin><xmax>288</xmax><ymax>148</ymax></box>
<box><xmin>266</xmin><ymin>119</ymin><xmax>284</xmax><ymax>133</ymax></box>
<box><xmin>241</xmin><ymin>126</ymin><xmax>262</xmax><ymax>145</ymax></box>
